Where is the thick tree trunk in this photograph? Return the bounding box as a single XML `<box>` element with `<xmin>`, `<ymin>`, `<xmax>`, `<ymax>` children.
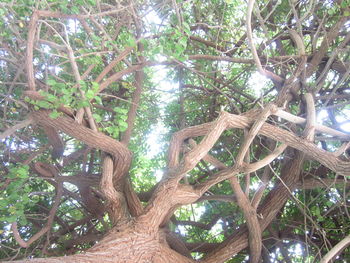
<box><xmin>5</xmin><ymin>225</ymin><xmax>194</xmax><ymax>263</ymax></box>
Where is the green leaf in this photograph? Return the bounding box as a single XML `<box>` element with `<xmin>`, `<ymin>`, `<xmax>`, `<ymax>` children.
<box><xmin>36</xmin><ymin>100</ymin><xmax>52</xmax><ymax>109</ymax></box>
<box><xmin>127</xmin><ymin>36</ymin><xmax>136</xmax><ymax>47</ymax></box>
<box><xmin>94</xmin><ymin>95</ymin><xmax>102</xmax><ymax>104</ymax></box>
<box><xmin>71</xmin><ymin>6</ymin><xmax>79</xmax><ymax>14</ymax></box>
<box><xmin>313</xmin><ymin>206</ymin><xmax>321</xmax><ymax>217</ymax></box>
<box><xmin>118</xmin><ymin>120</ymin><xmax>128</xmax><ymax>131</ymax></box>
<box><xmin>45</xmin><ymin>93</ymin><xmax>58</xmax><ymax>103</ymax></box>
<box><xmin>91</xmin><ymin>34</ymin><xmax>101</xmax><ymax>43</ymax></box>
<box><xmin>177</xmin><ymin>54</ymin><xmax>188</xmax><ymax>62</ymax></box>
<box><xmin>105</xmin><ymin>126</ymin><xmax>116</xmax><ymax>134</ymax></box>
<box><xmin>86</xmin><ymin>0</ymin><xmax>97</xmax><ymax>5</ymax></box>
<box><xmin>85</xmin><ymin>90</ymin><xmax>95</xmax><ymax>100</ymax></box>
<box><xmin>56</xmin><ymin>83</ymin><xmax>66</xmax><ymax>90</ymax></box>
<box><xmin>318</xmin><ymin>216</ymin><xmax>324</xmax><ymax>222</ymax></box>
<box><xmin>61</xmin><ymin>94</ymin><xmax>73</xmax><ymax>105</ymax></box>
<box><xmin>49</xmin><ymin>110</ymin><xmax>60</xmax><ymax>119</ymax></box>
<box><xmin>61</xmin><ymin>87</ymin><xmax>71</xmax><ymax>95</ymax></box>
<box><xmin>47</xmin><ymin>79</ymin><xmax>57</xmax><ymax>86</ymax></box>
<box><xmin>22</xmin><ymin>196</ymin><xmax>30</xmax><ymax>203</ymax></box>
<box><xmin>113</xmin><ymin>107</ymin><xmax>128</xmax><ymax>114</ymax></box>
<box><xmin>326</xmin><ymin>201</ymin><xmax>333</xmax><ymax>207</ymax></box>
<box><xmin>79</xmin><ymin>80</ymin><xmax>87</xmax><ymax>90</ymax></box>
<box><xmin>178</xmin><ymin>36</ymin><xmax>188</xmax><ymax>47</ymax></box>
<box><xmin>92</xmin><ymin>82</ymin><xmax>99</xmax><ymax>92</ymax></box>
<box><xmin>182</xmin><ymin>22</ymin><xmax>191</xmax><ymax>35</ymax></box>
<box><xmin>92</xmin><ymin>113</ymin><xmax>102</xmax><ymax>123</ymax></box>
<box><xmin>76</xmin><ymin>100</ymin><xmax>90</xmax><ymax>108</ymax></box>
<box><xmin>19</xmin><ymin>217</ymin><xmax>27</xmax><ymax>225</ymax></box>
<box><xmin>6</xmin><ymin>215</ymin><xmax>17</xmax><ymax>223</ymax></box>
<box><xmin>0</xmin><ymin>199</ymin><xmax>8</xmax><ymax>207</ymax></box>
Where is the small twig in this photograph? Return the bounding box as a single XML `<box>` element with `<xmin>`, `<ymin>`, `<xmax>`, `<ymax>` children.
<box><xmin>66</xmin><ymin>46</ymin><xmax>97</xmax><ymax>130</ymax></box>
<box><xmin>0</xmin><ymin>117</ymin><xmax>33</xmax><ymax>140</ymax></box>
<box><xmin>97</xmin><ymin>93</ymin><xmax>138</xmax><ymax>106</ymax></box>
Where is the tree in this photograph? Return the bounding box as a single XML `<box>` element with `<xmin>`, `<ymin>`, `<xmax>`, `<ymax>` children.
<box><xmin>0</xmin><ymin>0</ymin><xmax>350</xmax><ymax>262</ymax></box>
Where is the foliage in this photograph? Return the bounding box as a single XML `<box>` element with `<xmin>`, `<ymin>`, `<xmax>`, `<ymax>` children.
<box><xmin>0</xmin><ymin>165</ymin><xmax>31</xmax><ymax>224</ymax></box>
<box><xmin>0</xmin><ymin>0</ymin><xmax>350</xmax><ymax>262</ymax></box>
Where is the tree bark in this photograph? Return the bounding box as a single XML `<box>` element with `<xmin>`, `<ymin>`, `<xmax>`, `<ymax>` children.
<box><xmin>6</xmin><ymin>225</ymin><xmax>194</xmax><ymax>263</ymax></box>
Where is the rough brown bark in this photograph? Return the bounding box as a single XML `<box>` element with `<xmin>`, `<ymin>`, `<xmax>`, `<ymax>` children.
<box><xmin>6</xmin><ymin>225</ymin><xmax>194</xmax><ymax>263</ymax></box>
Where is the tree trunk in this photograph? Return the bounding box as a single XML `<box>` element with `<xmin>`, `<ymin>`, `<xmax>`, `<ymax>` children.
<box><xmin>6</xmin><ymin>224</ymin><xmax>194</xmax><ymax>263</ymax></box>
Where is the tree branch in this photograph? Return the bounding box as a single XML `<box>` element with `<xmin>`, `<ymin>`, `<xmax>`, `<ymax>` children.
<box><xmin>12</xmin><ymin>183</ymin><xmax>63</xmax><ymax>248</ymax></box>
<box><xmin>320</xmin><ymin>235</ymin><xmax>350</xmax><ymax>263</ymax></box>
<box><xmin>0</xmin><ymin>117</ymin><xmax>33</xmax><ymax>140</ymax></box>
<box><xmin>246</xmin><ymin>0</ymin><xmax>283</xmax><ymax>83</ymax></box>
